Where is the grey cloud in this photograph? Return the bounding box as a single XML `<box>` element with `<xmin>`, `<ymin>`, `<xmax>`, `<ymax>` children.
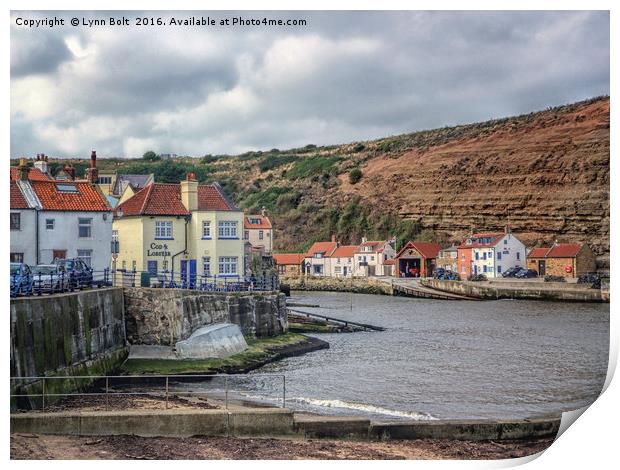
<box><xmin>10</xmin><ymin>10</ymin><xmax>609</xmax><ymax>157</ymax></box>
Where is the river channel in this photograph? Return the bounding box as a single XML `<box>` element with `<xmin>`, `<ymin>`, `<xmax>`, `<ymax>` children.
<box><xmin>247</xmin><ymin>291</ymin><xmax>609</xmax><ymax>420</ymax></box>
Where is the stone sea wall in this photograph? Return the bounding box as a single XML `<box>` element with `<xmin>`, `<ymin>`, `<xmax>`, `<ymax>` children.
<box><xmin>287</xmin><ymin>276</ymin><xmax>393</xmax><ymax>295</ymax></box>
<box><xmin>123</xmin><ymin>288</ymin><xmax>288</xmax><ymax>346</ymax></box>
<box><xmin>10</xmin><ymin>287</ymin><xmax>127</xmax><ymax>380</ymax></box>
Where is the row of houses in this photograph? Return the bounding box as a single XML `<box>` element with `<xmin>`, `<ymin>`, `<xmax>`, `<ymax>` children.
<box><xmin>274</xmin><ymin>229</ymin><xmax>597</xmax><ymax>280</ymax></box>
<box><xmin>10</xmin><ymin>154</ymin><xmax>274</xmax><ymax>278</ymax></box>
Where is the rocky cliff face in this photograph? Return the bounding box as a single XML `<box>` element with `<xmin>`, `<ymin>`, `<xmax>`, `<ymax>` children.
<box><xmin>339</xmin><ymin>97</ymin><xmax>610</xmax><ymax>259</ymax></box>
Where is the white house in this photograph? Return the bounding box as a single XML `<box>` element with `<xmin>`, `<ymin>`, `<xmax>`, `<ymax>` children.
<box><xmin>10</xmin><ymin>157</ymin><xmax>113</xmax><ymax>270</ymax></box>
<box><xmin>303</xmin><ymin>239</ymin><xmax>338</xmax><ymax>277</ymax></box>
<box><xmin>329</xmin><ymin>245</ymin><xmax>358</xmax><ymax>278</ymax></box>
<box><xmin>353</xmin><ymin>238</ymin><xmax>396</xmax><ymax>277</ymax></box>
<box><xmin>463</xmin><ymin>230</ymin><xmax>527</xmax><ymax>278</ymax></box>
<box><xmin>243</xmin><ymin>210</ymin><xmax>273</xmax><ymax>255</ymax></box>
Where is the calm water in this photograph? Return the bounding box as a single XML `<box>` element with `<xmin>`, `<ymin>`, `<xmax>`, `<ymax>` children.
<box><xmin>248</xmin><ymin>291</ymin><xmax>609</xmax><ymax>420</ymax></box>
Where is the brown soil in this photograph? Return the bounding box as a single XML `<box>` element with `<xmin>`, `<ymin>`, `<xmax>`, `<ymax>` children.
<box><xmin>16</xmin><ymin>393</ymin><xmax>219</xmax><ymax>413</ymax></box>
<box><xmin>10</xmin><ymin>433</ymin><xmax>553</xmax><ymax>460</ymax></box>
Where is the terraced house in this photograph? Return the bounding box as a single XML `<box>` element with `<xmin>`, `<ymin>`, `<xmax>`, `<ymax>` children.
<box><xmin>457</xmin><ymin>229</ymin><xmax>527</xmax><ymax>278</ymax></box>
<box><xmin>113</xmin><ymin>173</ymin><xmax>244</xmax><ymax>280</ymax></box>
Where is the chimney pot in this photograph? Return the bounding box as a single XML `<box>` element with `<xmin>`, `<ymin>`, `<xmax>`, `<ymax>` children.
<box><xmin>331</xmin><ymin>234</ymin><xmax>336</xmax><ymax>243</ymax></box>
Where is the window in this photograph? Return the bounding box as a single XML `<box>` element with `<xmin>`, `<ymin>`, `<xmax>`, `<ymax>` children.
<box><xmin>497</xmin><ymin>266</ymin><xmax>502</xmax><ymax>273</ymax></box>
<box><xmin>10</xmin><ymin>253</ymin><xmax>24</xmax><ymax>263</ymax></box>
<box><xmin>313</xmin><ymin>265</ymin><xmax>323</xmax><ymax>274</ymax></box>
<box><xmin>334</xmin><ymin>266</ymin><xmax>342</xmax><ymax>273</ymax></box>
<box><xmin>202</xmin><ymin>221</ymin><xmax>211</xmax><ymax>238</ymax></box>
<box><xmin>77</xmin><ymin>249</ymin><xmax>93</xmax><ymax>267</ymax></box>
<box><xmin>218</xmin><ymin>256</ymin><xmax>237</xmax><ymax>275</ymax></box>
<box><xmin>218</xmin><ymin>221</ymin><xmax>238</xmax><ymax>238</ymax></box>
<box><xmin>259</xmin><ymin>230</ymin><xmax>264</xmax><ymax>240</ymax></box>
<box><xmin>244</xmin><ymin>230</ymin><xmax>249</xmax><ymax>240</ymax></box>
<box><xmin>370</xmin><ymin>256</ymin><xmax>375</xmax><ymax>261</ymax></box>
<box><xmin>56</xmin><ymin>183</ymin><xmax>78</xmax><ymax>193</ymax></box>
<box><xmin>516</xmin><ymin>252</ymin><xmax>521</xmax><ymax>260</ymax></box>
<box><xmin>147</xmin><ymin>260</ymin><xmax>158</xmax><ymax>275</ymax></box>
<box><xmin>78</xmin><ymin>218</ymin><xmax>92</xmax><ymax>238</ymax></box>
<box><xmin>122</xmin><ymin>260</ymin><xmax>126</xmax><ymax>270</ymax></box>
<box><xmin>10</xmin><ymin>213</ymin><xmax>20</xmax><ymax>230</ymax></box>
<box><xmin>155</xmin><ymin>221</ymin><xmax>173</xmax><ymax>239</ymax></box>
<box><xmin>315</xmin><ymin>253</ymin><xmax>323</xmax><ymax>259</ymax></box>
<box><xmin>112</xmin><ymin>230</ymin><xmax>118</xmax><ymax>241</ymax></box>
<box><xmin>46</xmin><ymin>219</ymin><xmax>55</xmax><ymax>230</ymax></box>
<box><xmin>475</xmin><ymin>252</ymin><xmax>479</xmax><ymax>260</ymax></box>
<box><xmin>202</xmin><ymin>256</ymin><xmax>211</xmax><ymax>275</ymax></box>
<box><xmin>483</xmin><ymin>252</ymin><xmax>487</xmax><ymax>260</ymax></box>
<box><xmin>504</xmin><ymin>239</ymin><xmax>508</xmax><ymax>245</ymax></box>
<box><xmin>98</xmin><ymin>176</ymin><xmax>112</xmax><ymax>185</ymax></box>
<box><xmin>483</xmin><ymin>265</ymin><xmax>487</xmax><ymax>273</ymax></box>
<box><xmin>497</xmin><ymin>252</ymin><xmax>502</xmax><ymax>260</ymax></box>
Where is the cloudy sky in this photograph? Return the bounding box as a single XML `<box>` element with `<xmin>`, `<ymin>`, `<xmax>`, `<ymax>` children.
<box><xmin>10</xmin><ymin>10</ymin><xmax>609</xmax><ymax>158</ymax></box>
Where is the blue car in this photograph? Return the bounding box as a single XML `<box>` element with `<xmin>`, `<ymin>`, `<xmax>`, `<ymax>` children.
<box><xmin>54</xmin><ymin>258</ymin><xmax>93</xmax><ymax>290</ymax></box>
<box><xmin>10</xmin><ymin>263</ymin><xmax>33</xmax><ymax>297</ymax></box>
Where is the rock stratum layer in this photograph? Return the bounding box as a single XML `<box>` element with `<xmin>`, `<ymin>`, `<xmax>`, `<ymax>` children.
<box><xmin>340</xmin><ymin>97</ymin><xmax>610</xmax><ymax>258</ymax></box>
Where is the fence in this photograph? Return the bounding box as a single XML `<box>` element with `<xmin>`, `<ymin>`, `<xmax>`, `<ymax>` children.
<box><xmin>10</xmin><ymin>268</ymin><xmax>280</xmax><ymax>298</ymax></box>
<box><xmin>10</xmin><ymin>374</ymin><xmax>286</xmax><ymax>412</ymax></box>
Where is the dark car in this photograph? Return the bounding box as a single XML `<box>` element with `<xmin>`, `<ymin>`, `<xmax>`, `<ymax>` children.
<box><xmin>501</xmin><ymin>267</ymin><xmax>521</xmax><ymax>278</ymax></box>
<box><xmin>515</xmin><ymin>268</ymin><xmax>538</xmax><ymax>279</ymax></box>
<box><xmin>54</xmin><ymin>258</ymin><xmax>93</xmax><ymax>289</ymax></box>
<box><xmin>10</xmin><ymin>262</ymin><xmax>33</xmax><ymax>297</ymax></box>
<box><xmin>32</xmin><ymin>264</ymin><xmax>69</xmax><ymax>294</ymax></box>
<box><xmin>467</xmin><ymin>273</ymin><xmax>487</xmax><ymax>282</ymax></box>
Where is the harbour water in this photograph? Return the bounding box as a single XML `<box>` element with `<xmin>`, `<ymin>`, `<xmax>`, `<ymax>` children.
<box><xmin>248</xmin><ymin>291</ymin><xmax>609</xmax><ymax>420</ymax></box>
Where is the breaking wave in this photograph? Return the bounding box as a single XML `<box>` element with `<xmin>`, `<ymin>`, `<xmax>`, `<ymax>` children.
<box><xmin>289</xmin><ymin>397</ymin><xmax>437</xmax><ymax>420</ymax></box>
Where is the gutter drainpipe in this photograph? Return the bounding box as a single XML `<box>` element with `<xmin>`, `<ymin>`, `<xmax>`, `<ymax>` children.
<box><xmin>171</xmin><ymin>215</ymin><xmax>190</xmax><ymax>275</ymax></box>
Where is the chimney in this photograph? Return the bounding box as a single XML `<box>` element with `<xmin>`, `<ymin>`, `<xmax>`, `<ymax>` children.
<box><xmin>17</xmin><ymin>158</ymin><xmax>29</xmax><ymax>181</ymax></box>
<box><xmin>361</xmin><ymin>236</ymin><xmax>367</xmax><ymax>244</ymax></box>
<box><xmin>504</xmin><ymin>225</ymin><xmax>512</xmax><ymax>234</ymax></box>
<box><xmin>331</xmin><ymin>234</ymin><xmax>336</xmax><ymax>243</ymax></box>
<box><xmin>261</xmin><ymin>206</ymin><xmax>267</xmax><ymax>217</ymax></box>
<box><xmin>86</xmin><ymin>150</ymin><xmax>99</xmax><ymax>183</ymax></box>
<box><xmin>34</xmin><ymin>153</ymin><xmax>48</xmax><ymax>174</ymax></box>
<box><xmin>64</xmin><ymin>164</ymin><xmax>75</xmax><ymax>180</ymax></box>
<box><xmin>180</xmin><ymin>172</ymin><xmax>198</xmax><ymax>212</ymax></box>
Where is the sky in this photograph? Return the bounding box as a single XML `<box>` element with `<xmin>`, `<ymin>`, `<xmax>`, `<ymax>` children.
<box><xmin>10</xmin><ymin>10</ymin><xmax>610</xmax><ymax>158</ymax></box>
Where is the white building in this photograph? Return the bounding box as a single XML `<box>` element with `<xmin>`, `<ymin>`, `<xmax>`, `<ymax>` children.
<box><xmin>353</xmin><ymin>239</ymin><xmax>396</xmax><ymax>277</ymax></box>
<box><xmin>329</xmin><ymin>245</ymin><xmax>358</xmax><ymax>278</ymax></box>
<box><xmin>10</xmin><ymin>158</ymin><xmax>113</xmax><ymax>270</ymax></box>
<box><xmin>465</xmin><ymin>230</ymin><xmax>527</xmax><ymax>278</ymax></box>
<box><xmin>303</xmin><ymin>240</ymin><xmax>338</xmax><ymax>277</ymax></box>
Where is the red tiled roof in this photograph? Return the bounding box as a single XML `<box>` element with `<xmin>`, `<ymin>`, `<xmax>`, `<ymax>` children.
<box><xmin>244</xmin><ymin>214</ymin><xmax>272</xmax><ymax>229</ymax></box>
<box><xmin>116</xmin><ymin>182</ymin><xmax>236</xmax><ymax>217</ymax></box>
<box><xmin>546</xmin><ymin>243</ymin><xmax>584</xmax><ymax>258</ymax></box>
<box><xmin>10</xmin><ymin>167</ymin><xmax>52</xmax><ymax>181</ymax></box>
<box><xmin>305</xmin><ymin>241</ymin><xmax>338</xmax><ymax>258</ymax></box>
<box><xmin>198</xmin><ymin>184</ymin><xmax>237</xmax><ymax>211</ymax></box>
<box><xmin>30</xmin><ymin>180</ymin><xmax>110</xmax><ymax>212</ymax></box>
<box><xmin>396</xmin><ymin>241</ymin><xmax>442</xmax><ymax>259</ymax></box>
<box><xmin>273</xmin><ymin>253</ymin><xmax>305</xmax><ymax>265</ymax></box>
<box><xmin>528</xmin><ymin>247</ymin><xmax>549</xmax><ymax>258</ymax></box>
<box><xmin>331</xmin><ymin>245</ymin><xmax>359</xmax><ymax>258</ymax></box>
<box><xmin>458</xmin><ymin>233</ymin><xmax>504</xmax><ymax>248</ymax></box>
<box><xmin>117</xmin><ymin>183</ymin><xmax>189</xmax><ymax>216</ymax></box>
<box><xmin>356</xmin><ymin>240</ymin><xmax>385</xmax><ymax>253</ymax></box>
<box><xmin>10</xmin><ymin>181</ymin><xmax>29</xmax><ymax>209</ymax></box>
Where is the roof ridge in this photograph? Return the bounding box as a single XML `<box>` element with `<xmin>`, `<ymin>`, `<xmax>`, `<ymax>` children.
<box><xmin>140</xmin><ymin>183</ymin><xmax>154</xmax><ymax>214</ymax></box>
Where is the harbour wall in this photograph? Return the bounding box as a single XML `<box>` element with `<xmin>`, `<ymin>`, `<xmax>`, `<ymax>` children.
<box><xmin>287</xmin><ymin>277</ymin><xmax>393</xmax><ymax>295</ymax></box>
<box><xmin>422</xmin><ymin>279</ymin><xmax>606</xmax><ymax>302</ymax></box>
<box><xmin>123</xmin><ymin>288</ymin><xmax>288</xmax><ymax>346</ymax></box>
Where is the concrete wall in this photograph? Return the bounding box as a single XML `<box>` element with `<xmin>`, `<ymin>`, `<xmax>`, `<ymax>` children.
<box><xmin>11</xmin><ymin>288</ymin><xmax>127</xmax><ymax>380</ymax></box>
<box><xmin>123</xmin><ymin>288</ymin><xmax>288</xmax><ymax>345</ymax></box>
<box><xmin>423</xmin><ymin>279</ymin><xmax>604</xmax><ymax>302</ymax></box>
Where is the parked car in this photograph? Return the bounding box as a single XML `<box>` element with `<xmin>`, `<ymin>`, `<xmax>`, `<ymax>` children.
<box><xmin>434</xmin><ymin>268</ymin><xmax>461</xmax><ymax>281</ymax></box>
<box><xmin>32</xmin><ymin>264</ymin><xmax>69</xmax><ymax>294</ymax></box>
<box><xmin>10</xmin><ymin>262</ymin><xmax>33</xmax><ymax>297</ymax></box>
<box><xmin>467</xmin><ymin>273</ymin><xmax>487</xmax><ymax>282</ymax></box>
<box><xmin>54</xmin><ymin>258</ymin><xmax>93</xmax><ymax>289</ymax></box>
<box><xmin>501</xmin><ymin>267</ymin><xmax>522</xmax><ymax>278</ymax></box>
<box><xmin>515</xmin><ymin>268</ymin><xmax>538</xmax><ymax>279</ymax></box>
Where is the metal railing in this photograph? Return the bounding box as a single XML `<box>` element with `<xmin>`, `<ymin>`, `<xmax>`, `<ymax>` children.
<box><xmin>10</xmin><ymin>374</ymin><xmax>286</xmax><ymax>412</ymax></box>
<box><xmin>10</xmin><ymin>269</ymin><xmax>280</xmax><ymax>297</ymax></box>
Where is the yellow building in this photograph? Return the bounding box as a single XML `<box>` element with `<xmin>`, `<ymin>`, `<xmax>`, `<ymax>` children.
<box><xmin>113</xmin><ymin>174</ymin><xmax>244</xmax><ymax>281</ymax></box>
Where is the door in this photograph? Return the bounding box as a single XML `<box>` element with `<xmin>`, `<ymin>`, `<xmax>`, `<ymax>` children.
<box><xmin>343</xmin><ymin>266</ymin><xmax>348</xmax><ymax>277</ymax></box>
<box><xmin>189</xmin><ymin>259</ymin><xmax>197</xmax><ymax>288</ymax></box>
<box><xmin>180</xmin><ymin>260</ymin><xmax>187</xmax><ymax>287</ymax></box>
<box><xmin>538</xmin><ymin>260</ymin><xmax>546</xmax><ymax>276</ymax></box>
